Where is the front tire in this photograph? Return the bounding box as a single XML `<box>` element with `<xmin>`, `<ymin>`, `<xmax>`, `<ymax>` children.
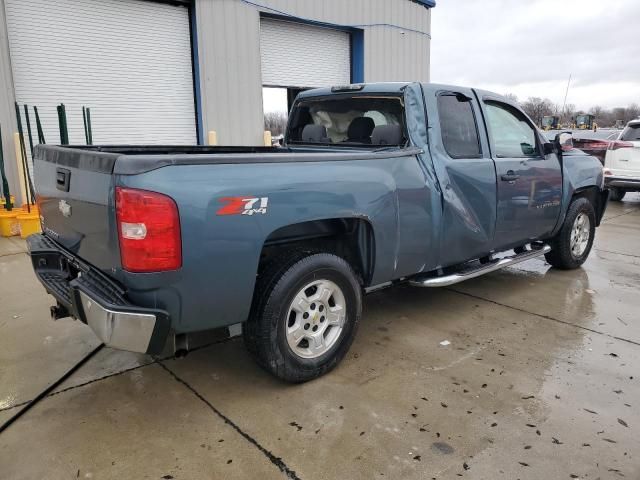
<box><xmin>609</xmin><ymin>188</ymin><xmax>626</xmax><ymax>202</ymax></box>
<box><xmin>544</xmin><ymin>197</ymin><xmax>596</xmax><ymax>269</ymax></box>
<box><xmin>244</xmin><ymin>252</ymin><xmax>362</xmax><ymax>383</ymax></box>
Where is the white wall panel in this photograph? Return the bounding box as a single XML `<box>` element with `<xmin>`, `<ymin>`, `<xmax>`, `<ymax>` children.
<box><xmin>5</xmin><ymin>0</ymin><xmax>197</xmax><ymax>157</ymax></box>
<box><xmin>195</xmin><ymin>0</ymin><xmax>431</xmax><ymax>146</ymax></box>
<box><xmin>260</xmin><ymin>18</ymin><xmax>350</xmax><ymax>88</ymax></box>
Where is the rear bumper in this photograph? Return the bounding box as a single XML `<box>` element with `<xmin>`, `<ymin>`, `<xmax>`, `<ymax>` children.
<box><xmin>605</xmin><ymin>176</ymin><xmax>640</xmax><ymax>190</ymax></box>
<box><xmin>27</xmin><ymin>234</ymin><xmax>170</xmax><ymax>354</ymax></box>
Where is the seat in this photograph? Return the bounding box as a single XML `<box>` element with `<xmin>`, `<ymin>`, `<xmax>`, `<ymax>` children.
<box><xmin>345</xmin><ymin>117</ymin><xmax>375</xmax><ymax>143</ymax></box>
<box><xmin>371</xmin><ymin>125</ymin><xmax>403</xmax><ymax>146</ymax></box>
<box><xmin>301</xmin><ymin>124</ymin><xmax>329</xmax><ymax>143</ymax></box>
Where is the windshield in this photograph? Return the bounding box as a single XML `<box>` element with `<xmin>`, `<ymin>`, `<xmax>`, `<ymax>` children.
<box><xmin>287</xmin><ymin>95</ymin><xmax>407</xmax><ymax>147</ymax></box>
<box><xmin>576</xmin><ymin>115</ymin><xmax>590</xmax><ymax>125</ymax></box>
<box><xmin>620</xmin><ymin>124</ymin><xmax>640</xmax><ymax>141</ymax></box>
<box><xmin>542</xmin><ymin>117</ymin><xmax>555</xmax><ymax>126</ymax></box>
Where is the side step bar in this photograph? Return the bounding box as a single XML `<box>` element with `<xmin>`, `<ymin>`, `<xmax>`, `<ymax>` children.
<box><xmin>409</xmin><ymin>245</ymin><xmax>551</xmax><ymax>288</ymax></box>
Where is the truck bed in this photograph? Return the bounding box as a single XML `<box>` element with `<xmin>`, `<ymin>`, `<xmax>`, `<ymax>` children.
<box><xmin>40</xmin><ymin>144</ymin><xmax>421</xmax><ymax>175</ymax></box>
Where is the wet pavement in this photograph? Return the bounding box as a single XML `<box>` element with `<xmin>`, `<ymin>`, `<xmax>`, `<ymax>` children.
<box><xmin>1</xmin><ymin>195</ymin><xmax>639</xmax><ymax>479</ymax></box>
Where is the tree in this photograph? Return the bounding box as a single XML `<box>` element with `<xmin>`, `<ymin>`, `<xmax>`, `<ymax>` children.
<box><xmin>589</xmin><ymin>105</ymin><xmax>606</xmax><ymax>125</ymax></box>
<box><xmin>562</xmin><ymin>104</ymin><xmax>576</xmax><ymax>125</ymax></box>
<box><xmin>264</xmin><ymin>112</ymin><xmax>288</xmax><ymax>137</ymax></box>
<box><xmin>503</xmin><ymin>93</ymin><xmax>519</xmax><ymax>104</ymax></box>
<box><xmin>625</xmin><ymin>103</ymin><xmax>640</xmax><ymax>122</ymax></box>
<box><xmin>522</xmin><ymin>97</ymin><xmax>555</xmax><ymax>126</ymax></box>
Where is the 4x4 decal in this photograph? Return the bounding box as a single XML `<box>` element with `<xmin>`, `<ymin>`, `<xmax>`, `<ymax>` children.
<box><xmin>217</xmin><ymin>197</ymin><xmax>269</xmax><ymax>216</ymax></box>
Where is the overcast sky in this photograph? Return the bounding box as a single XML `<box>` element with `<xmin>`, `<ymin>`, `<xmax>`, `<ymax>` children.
<box><xmin>430</xmin><ymin>0</ymin><xmax>640</xmax><ymax>110</ymax></box>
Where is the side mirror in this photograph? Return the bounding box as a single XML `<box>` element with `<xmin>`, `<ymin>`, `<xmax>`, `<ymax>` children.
<box><xmin>543</xmin><ymin>142</ymin><xmax>555</xmax><ymax>155</ymax></box>
<box><xmin>554</xmin><ymin>131</ymin><xmax>573</xmax><ymax>152</ymax></box>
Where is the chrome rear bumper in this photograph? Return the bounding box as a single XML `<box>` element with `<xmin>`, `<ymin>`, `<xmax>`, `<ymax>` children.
<box><xmin>27</xmin><ymin>233</ymin><xmax>170</xmax><ymax>354</ymax></box>
<box><xmin>78</xmin><ymin>290</ymin><xmax>157</xmax><ymax>353</ymax></box>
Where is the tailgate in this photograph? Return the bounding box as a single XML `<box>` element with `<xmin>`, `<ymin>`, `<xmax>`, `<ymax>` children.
<box><xmin>33</xmin><ymin>145</ymin><xmax>121</xmax><ymax>272</ymax></box>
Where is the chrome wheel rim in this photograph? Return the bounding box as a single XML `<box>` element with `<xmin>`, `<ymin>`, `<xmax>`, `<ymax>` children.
<box><xmin>570</xmin><ymin>212</ymin><xmax>590</xmax><ymax>258</ymax></box>
<box><xmin>285</xmin><ymin>279</ymin><xmax>346</xmax><ymax>359</ymax></box>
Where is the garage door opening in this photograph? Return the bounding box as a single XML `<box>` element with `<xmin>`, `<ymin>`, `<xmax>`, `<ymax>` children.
<box><xmin>263</xmin><ymin>87</ymin><xmax>288</xmax><ymax>141</ymax></box>
<box><xmin>260</xmin><ymin>18</ymin><xmax>352</xmax><ymax>145</ymax></box>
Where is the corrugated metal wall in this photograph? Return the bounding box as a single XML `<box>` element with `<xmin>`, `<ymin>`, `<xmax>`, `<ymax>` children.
<box><xmin>0</xmin><ymin>0</ymin><xmax>20</xmax><ymax>204</ymax></box>
<box><xmin>0</xmin><ymin>0</ymin><xmax>431</xmax><ymax>202</ymax></box>
<box><xmin>195</xmin><ymin>0</ymin><xmax>264</xmax><ymax>146</ymax></box>
<box><xmin>195</xmin><ymin>0</ymin><xmax>431</xmax><ymax>145</ymax></box>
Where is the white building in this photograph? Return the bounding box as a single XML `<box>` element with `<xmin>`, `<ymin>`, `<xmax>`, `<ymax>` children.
<box><xmin>0</xmin><ymin>0</ymin><xmax>433</xmax><ymax>203</ymax></box>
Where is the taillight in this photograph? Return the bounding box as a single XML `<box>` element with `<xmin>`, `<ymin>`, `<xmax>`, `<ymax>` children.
<box><xmin>115</xmin><ymin>187</ymin><xmax>182</xmax><ymax>272</ymax></box>
<box><xmin>608</xmin><ymin>140</ymin><xmax>633</xmax><ymax>151</ymax></box>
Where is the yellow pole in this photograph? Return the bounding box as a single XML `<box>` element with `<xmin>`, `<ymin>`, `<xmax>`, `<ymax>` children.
<box><xmin>207</xmin><ymin>130</ymin><xmax>217</xmax><ymax>146</ymax></box>
<box><xmin>13</xmin><ymin>133</ymin><xmax>27</xmax><ymax>207</ymax></box>
<box><xmin>263</xmin><ymin>130</ymin><xmax>272</xmax><ymax>147</ymax></box>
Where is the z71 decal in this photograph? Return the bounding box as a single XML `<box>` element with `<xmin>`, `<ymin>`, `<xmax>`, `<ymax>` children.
<box><xmin>217</xmin><ymin>197</ymin><xmax>269</xmax><ymax>216</ymax></box>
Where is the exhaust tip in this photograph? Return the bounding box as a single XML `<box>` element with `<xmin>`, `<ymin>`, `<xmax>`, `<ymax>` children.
<box><xmin>50</xmin><ymin>304</ymin><xmax>70</xmax><ymax>321</ymax></box>
<box><xmin>174</xmin><ymin>349</ymin><xmax>189</xmax><ymax>359</ymax></box>
<box><xmin>173</xmin><ymin>333</ymin><xmax>189</xmax><ymax>359</ymax></box>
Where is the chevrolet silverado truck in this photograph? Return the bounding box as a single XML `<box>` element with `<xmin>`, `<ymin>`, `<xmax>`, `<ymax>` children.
<box><xmin>28</xmin><ymin>83</ymin><xmax>608</xmax><ymax>382</ymax></box>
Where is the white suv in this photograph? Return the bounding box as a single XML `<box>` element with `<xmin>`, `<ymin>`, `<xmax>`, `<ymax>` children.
<box><xmin>604</xmin><ymin>119</ymin><xmax>640</xmax><ymax>201</ymax></box>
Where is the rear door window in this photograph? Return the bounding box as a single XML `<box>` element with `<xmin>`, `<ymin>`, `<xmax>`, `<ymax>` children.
<box><xmin>437</xmin><ymin>93</ymin><xmax>481</xmax><ymax>158</ymax></box>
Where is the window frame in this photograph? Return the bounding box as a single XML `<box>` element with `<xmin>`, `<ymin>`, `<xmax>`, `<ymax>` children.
<box><xmin>482</xmin><ymin>99</ymin><xmax>543</xmax><ymax>159</ymax></box>
<box><xmin>436</xmin><ymin>91</ymin><xmax>483</xmax><ymax>160</ymax></box>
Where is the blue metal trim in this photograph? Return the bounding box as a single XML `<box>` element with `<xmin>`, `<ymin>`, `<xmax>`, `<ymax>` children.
<box><xmin>241</xmin><ymin>0</ymin><xmax>431</xmax><ymax>37</ymax></box>
<box><xmin>410</xmin><ymin>0</ymin><xmax>436</xmax><ymax>7</ymax></box>
<box><xmin>351</xmin><ymin>29</ymin><xmax>365</xmax><ymax>83</ymax></box>
<box><xmin>189</xmin><ymin>1</ymin><xmax>204</xmax><ymax>145</ymax></box>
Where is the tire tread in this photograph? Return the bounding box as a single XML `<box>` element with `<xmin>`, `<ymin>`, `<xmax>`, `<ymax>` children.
<box><xmin>244</xmin><ymin>250</ymin><xmax>361</xmax><ymax>382</ymax></box>
<box><xmin>545</xmin><ymin>197</ymin><xmax>596</xmax><ymax>269</ymax></box>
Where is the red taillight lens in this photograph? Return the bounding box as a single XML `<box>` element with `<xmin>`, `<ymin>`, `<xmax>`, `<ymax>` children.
<box><xmin>115</xmin><ymin>187</ymin><xmax>182</xmax><ymax>272</ymax></box>
<box><xmin>608</xmin><ymin>140</ymin><xmax>634</xmax><ymax>151</ymax></box>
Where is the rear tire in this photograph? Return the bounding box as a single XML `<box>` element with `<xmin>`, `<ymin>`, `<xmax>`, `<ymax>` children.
<box><xmin>243</xmin><ymin>252</ymin><xmax>362</xmax><ymax>383</ymax></box>
<box><xmin>609</xmin><ymin>188</ymin><xmax>626</xmax><ymax>202</ymax></box>
<box><xmin>544</xmin><ymin>197</ymin><xmax>596</xmax><ymax>270</ymax></box>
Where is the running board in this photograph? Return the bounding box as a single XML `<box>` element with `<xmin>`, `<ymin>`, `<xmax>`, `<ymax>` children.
<box><xmin>408</xmin><ymin>245</ymin><xmax>551</xmax><ymax>288</ymax></box>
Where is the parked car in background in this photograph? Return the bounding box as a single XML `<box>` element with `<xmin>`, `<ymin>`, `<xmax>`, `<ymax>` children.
<box><xmin>604</xmin><ymin>119</ymin><xmax>640</xmax><ymax>201</ymax></box>
<box><xmin>573</xmin><ymin>137</ymin><xmax>609</xmax><ymax>164</ymax></box>
<box><xmin>543</xmin><ymin>130</ymin><xmax>610</xmax><ymax>165</ymax></box>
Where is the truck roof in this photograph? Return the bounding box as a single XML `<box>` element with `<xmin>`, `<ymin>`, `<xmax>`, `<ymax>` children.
<box><xmin>298</xmin><ymin>82</ymin><xmax>413</xmax><ymax>98</ymax></box>
<box><xmin>298</xmin><ymin>82</ymin><xmax>511</xmax><ymax>105</ymax></box>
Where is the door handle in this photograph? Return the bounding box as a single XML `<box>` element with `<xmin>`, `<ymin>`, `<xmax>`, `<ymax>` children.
<box><xmin>501</xmin><ymin>171</ymin><xmax>520</xmax><ymax>182</ymax></box>
<box><xmin>56</xmin><ymin>168</ymin><xmax>71</xmax><ymax>192</ymax></box>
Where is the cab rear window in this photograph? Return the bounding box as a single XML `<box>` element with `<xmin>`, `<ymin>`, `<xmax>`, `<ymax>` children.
<box><xmin>287</xmin><ymin>95</ymin><xmax>406</xmax><ymax>147</ymax></box>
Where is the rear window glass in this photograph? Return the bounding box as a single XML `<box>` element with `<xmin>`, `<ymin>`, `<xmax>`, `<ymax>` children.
<box><xmin>437</xmin><ymin>94</ymin><xmax>481</xmax><ymax>158</ymax></box>
<box><xmin>620</xmin><ymin>124</ymin><xmax>640</xmax><ymax>141</ymax></box>
<box><xmin>287</xmin><ymin>95</ymin><xmax>406</xmax><ymax>147</ymax></box>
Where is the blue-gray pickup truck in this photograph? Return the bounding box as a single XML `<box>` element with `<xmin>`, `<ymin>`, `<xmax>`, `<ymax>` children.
<box><xmin>28</xmin><ymin>82</ymin><xmax>608</xmax><ymax>382</ymax></box>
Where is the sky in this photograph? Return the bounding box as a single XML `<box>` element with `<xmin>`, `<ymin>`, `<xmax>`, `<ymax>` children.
<box><xmin>430</xmin><ymin>0</ymin><xmax>640</xmax><ymax>110</ymax></box>
<box><xmin>263</xmin><ymin>87</ymin><xmax>288</xmax><ymax>114</ymax></box>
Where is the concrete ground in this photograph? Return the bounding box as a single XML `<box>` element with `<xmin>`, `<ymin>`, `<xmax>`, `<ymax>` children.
<box><xmin>1</xmin><ymin>196</ymin><xmax>639</xmax><ymax>480</ymax></box>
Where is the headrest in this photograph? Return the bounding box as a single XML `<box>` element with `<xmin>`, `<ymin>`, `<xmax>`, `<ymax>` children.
<box><xmin>371</xmin><ymin>125</ymin><xmax>403</xmax><ymax>145</ymax></box>
<box><xmin>301</xmin><ymin>124</ymin><xmax>328</xmax><ymax>143</ymax></box>
<box><xmin>347</xmin><ymin>117</ymin><xmax>375</xmax><ymax>141</ymax></box>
